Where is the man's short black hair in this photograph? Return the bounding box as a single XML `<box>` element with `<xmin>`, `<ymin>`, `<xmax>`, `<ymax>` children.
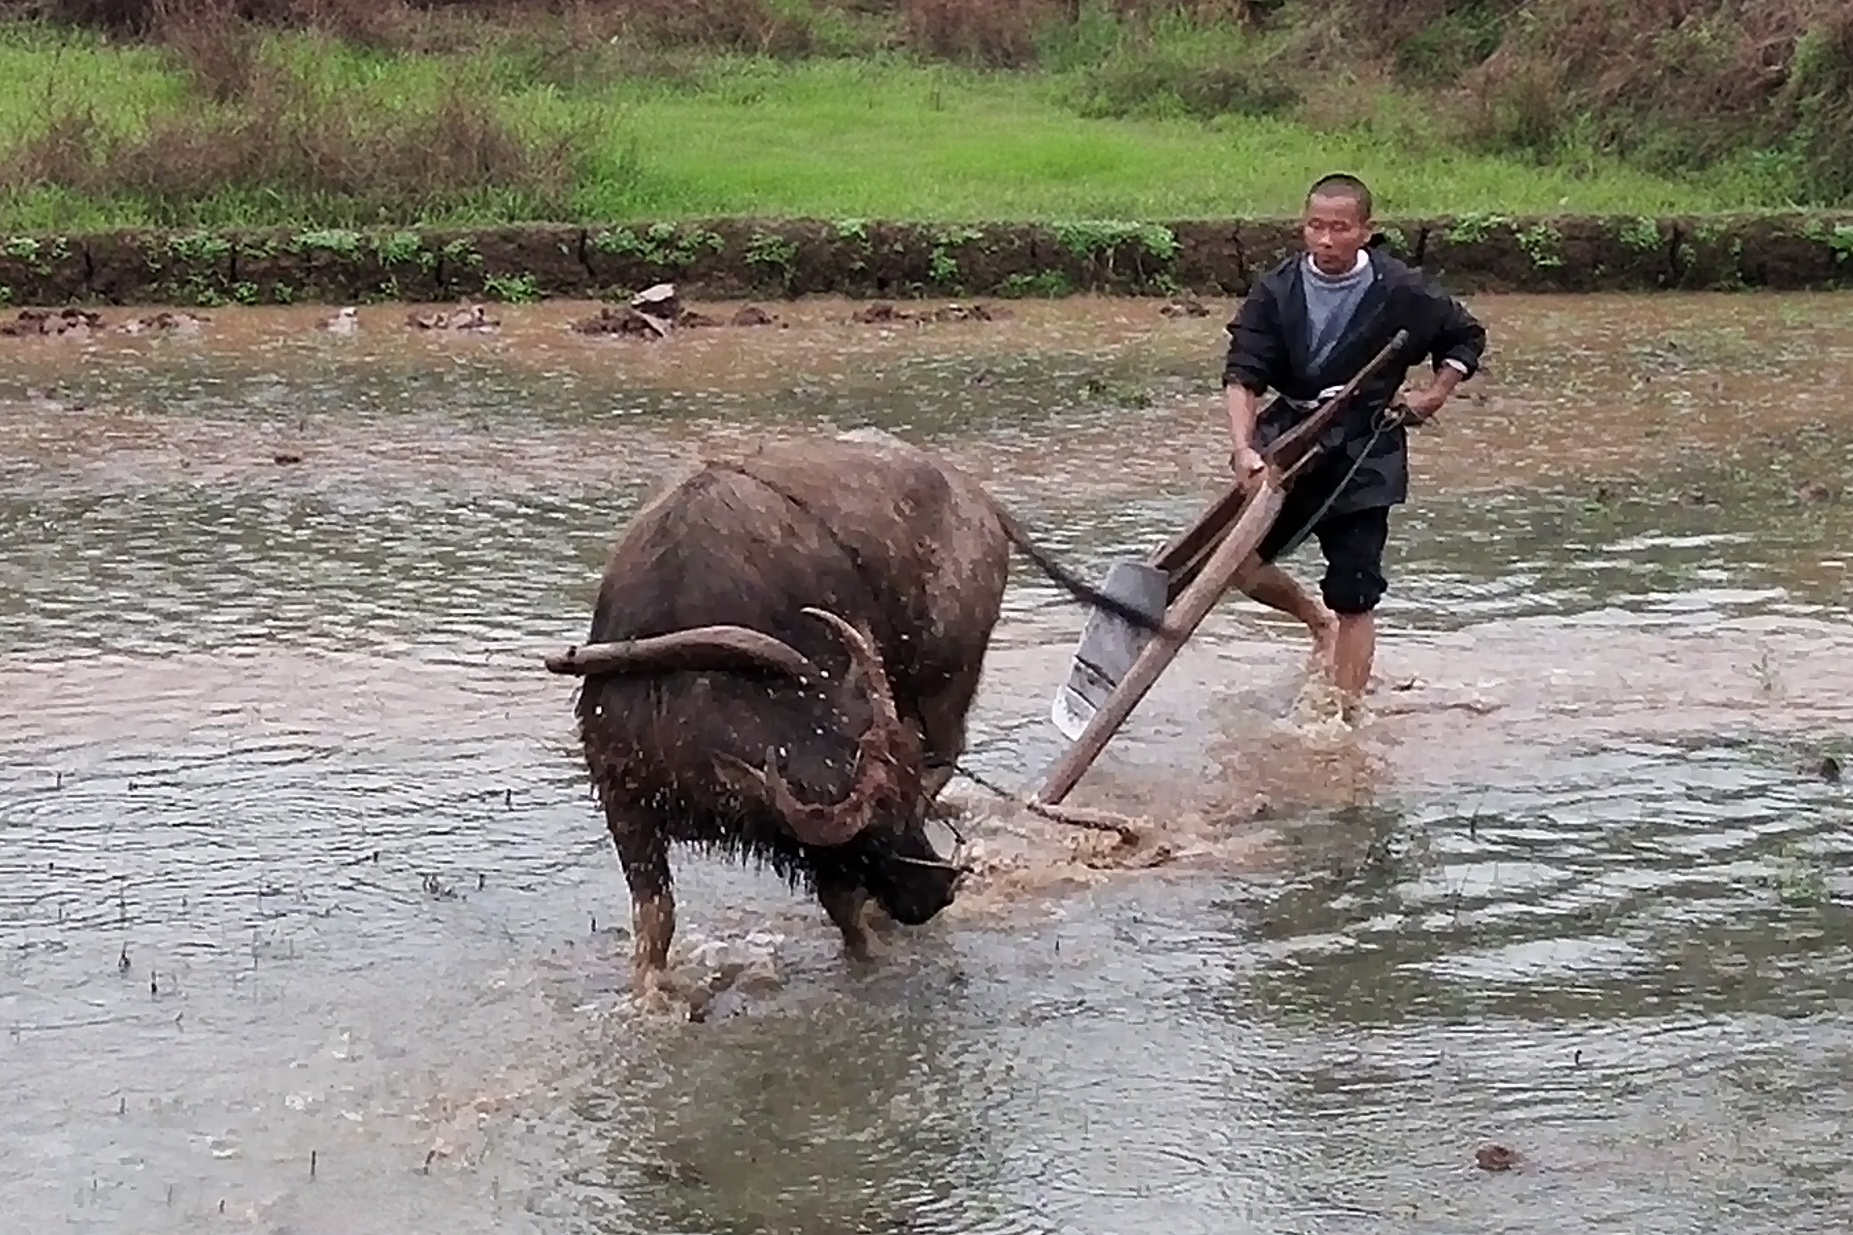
<box><xmin>1306</xmin><ymin>173</ymin><xmax>1373</xmax><ymax>221</ymax></box>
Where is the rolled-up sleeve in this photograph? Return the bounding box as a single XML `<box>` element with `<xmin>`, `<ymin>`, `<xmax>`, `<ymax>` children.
<box><xmin>1428</xmin><ymin>284</ymin><xmax>1487</xmax><ymax>379</ymax></box>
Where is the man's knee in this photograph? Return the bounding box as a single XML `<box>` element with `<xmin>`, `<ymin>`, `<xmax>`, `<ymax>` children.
<box><xmin>1316</xmin><ymin>507</ymin><xmax>1390</xmax><ymax>614</ymax></box>
<box><xmin>1320</xmin><ymin>564</ymin><xmax>1386</xmax><ymax>614</ymax></box>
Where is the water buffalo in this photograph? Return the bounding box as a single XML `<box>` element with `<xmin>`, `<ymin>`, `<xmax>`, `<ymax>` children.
<box><xmin>545</xmin><ymin>431</ymin><xmax>1172</xmax><ymax>1001</ymax></box>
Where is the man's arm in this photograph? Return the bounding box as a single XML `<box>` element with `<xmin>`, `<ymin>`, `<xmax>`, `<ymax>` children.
<box><xmin>1221</xmin><ymin>284</ymin><xmax>1282</xmax><ymax>466</ymax></box>
<box><xmin>1428</xmin><ymin>282</ymin><xmax>1487</xmax><ymax>379</ymax></box>
<box><xmin>1404</xmin><ymin>280</ymin><xmax>1487</xmax><ymax>422</ymax></box>
<box><xmin>1226</xmin><ymin>383</ymin><xmax>1263</xmax><ymax>462</ymax></box>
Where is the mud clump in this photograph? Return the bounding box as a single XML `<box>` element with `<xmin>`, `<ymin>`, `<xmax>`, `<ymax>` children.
<box><xmin>320</xmin><ymin>307</ymin><xmax>360</xmax><ymax>334</ymax></box>
<box><xmin>849</xmin><ymin>301</ymin><xmax>1009</xmax><ymax>325</ymax></box>
<box><xmin>407</xmin><ymin>303</ymin><xmax>499</xmax><ymax>332</ymax></box>
<box><xmin>0</xmin><ymin>308</ymin><xmax>207</xmax><ymax>336</ymax></box>
<box><xmin>117</xmin><ymin>311</ymin><xmax>207</xmax><ymax>335</ymax></box>
<box><xmin>1476</xmin><ymin>1143</ymin><xmax>1521</xmax><ymax>1172</ymax></box>
<box><xmin>0</xmin><ymin>308</ymin><xmax>103</xmax><ymax>337</ymax></box>
<box><xmin>1079</xmin><ymin>836</ymin><xmax>1178</xmax><ymax>871</ymax></box>
<box><xmin>571</xmin><ymin>304</ymin><xmax>671</xmax><ymax>338</ymax></box>
<box><xmin>1160</xmin><ymin>295</ymin><xmax>1212</xmax><ymax>318</ymax></box>
<box><xmin>571</xmin><ymin>283</ymin><xmax>783</xmax><ymax>338</ymax></box>
<box><xmin>1795</xmin><ymin>481</ymin><xmax>1840</xmax><ymax>505</ymax></box>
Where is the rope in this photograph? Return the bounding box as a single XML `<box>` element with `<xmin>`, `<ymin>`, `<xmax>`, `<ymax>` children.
<box><xmin>1267</xmin><ymin>402</ymin><xmax>1409</xmax><ymax>559</ymax></box>
<box><xmin>948</xmin><ymin>760</ymin><xmax>1016</xmax><ymax>803</ymax></box>
<box><xmin>949</xmin><ymin>761</ymin><xmax>1142</xmax><ymax>843</ymax></box>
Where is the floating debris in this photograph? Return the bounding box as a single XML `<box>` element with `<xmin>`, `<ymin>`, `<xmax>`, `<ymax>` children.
<box><xmin>320</xmin><ymin>307</ymin><xmax>360</xmax><ymax>335</ymax></box>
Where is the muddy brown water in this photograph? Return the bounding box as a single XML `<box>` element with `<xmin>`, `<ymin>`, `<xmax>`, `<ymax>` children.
<box><xmin>2</xmin><ymin>293</ymin><xmax>1852</xmax><ymax>1234</ymax></box>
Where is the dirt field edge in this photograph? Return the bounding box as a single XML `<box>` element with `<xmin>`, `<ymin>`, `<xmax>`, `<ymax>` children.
<box><xmin>2</xmin><ymin>212</ymin><xmax>1851</xmax><ymax>308</ymax></box>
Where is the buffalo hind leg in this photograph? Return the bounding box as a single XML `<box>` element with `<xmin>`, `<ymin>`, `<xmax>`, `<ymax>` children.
<box><xmin>609</xmin><ymin>814</ymin><xmax>676</xmax><ymax>1005</ymax></box>
<box><xmin>816</xmin><ymin>872</ymin><xmax>881</xmax><ymax>962</ymax></box>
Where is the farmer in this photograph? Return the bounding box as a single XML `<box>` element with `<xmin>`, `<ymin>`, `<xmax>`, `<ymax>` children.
<box><xmin>1223</xmin><ymin>171</ymin><xmax>1487</xmax><ymax>716</ymax></box>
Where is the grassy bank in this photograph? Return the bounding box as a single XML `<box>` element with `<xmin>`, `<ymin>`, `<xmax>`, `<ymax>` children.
<box><xmin>0</xmin><ymin>3</ymin><xmax>1836</xmax><ymax>234</ymax></box>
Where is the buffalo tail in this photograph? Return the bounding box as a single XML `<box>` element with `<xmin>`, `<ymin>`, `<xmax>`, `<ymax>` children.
<box><xmin>990</xmin><ymin>504</ymin><xmax>1181</xmax><ymax>641</ymax></box>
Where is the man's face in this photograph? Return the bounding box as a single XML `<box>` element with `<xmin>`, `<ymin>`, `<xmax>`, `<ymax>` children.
<box><xmin>1302</xmin><ymin>192</ymin><xmax>1370</xmax><ymax>276</ymax></box>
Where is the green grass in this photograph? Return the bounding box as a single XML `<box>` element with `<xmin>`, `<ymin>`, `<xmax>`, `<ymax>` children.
<box><xmin>0</xmin><ymin>23</ymin><xmax>1797</xmax><ymax>233</ymax></box>
<box><xmin>584</xmin><ymin>61</ymin><xmax>1764</xmax><ymax>219</ymax></box>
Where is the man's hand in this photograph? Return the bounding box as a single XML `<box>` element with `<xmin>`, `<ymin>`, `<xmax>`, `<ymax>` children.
<box><xmin>1399</xmin><ymin>386</ymin><xmax>1448</xmax><ymax>425</ymax></box>
<box><xmin>1225</xmin><ymin>384</ymin><xmax>1264</xmax><ymax>479</ymax></box>
<box><xmin>1229</xmin><ymin>444</ymin><xmax>1265</xmax><ymax>477</ymax></box>
<box><xmin>1399</xmin><ymin>364</ymin><xmax>1465</xmax><ymax>425</ymax></box>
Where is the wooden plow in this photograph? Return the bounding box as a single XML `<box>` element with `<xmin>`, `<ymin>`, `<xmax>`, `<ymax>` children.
<box><xmin>1034</xmin><ymin>328</ymin><xmax>1412</xmax><ymax>808</ymax></box>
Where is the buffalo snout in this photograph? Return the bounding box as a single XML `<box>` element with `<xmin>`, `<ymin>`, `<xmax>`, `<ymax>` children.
<box><xmin>860</xmin><ymin>822</ymin><xmax>963</xmax><ymax>926</ymax></box>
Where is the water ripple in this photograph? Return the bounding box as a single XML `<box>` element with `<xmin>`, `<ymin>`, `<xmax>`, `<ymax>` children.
<box><xmin>3</xmin><ymin>296</ymin><xmax>1852</xmax><ymax>1234</ymax></box>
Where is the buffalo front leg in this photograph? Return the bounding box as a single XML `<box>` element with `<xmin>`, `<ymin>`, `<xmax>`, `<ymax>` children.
<box><xmin>923</xmin><ymin>764</ymin><xmax>957</xmax><ymax>803</ymax></box>
<box><xmin>918</xmin><ymin>668</ymin><xmax>982</xmax><ymax>815</ymax></box>
<box><xmin>816</xmin><ymin>871</ymin><xmax>880</xmax><ymax>962</ymax></box>
<box><xmin>609</xmin><ymin>814</ymin><xmax>676</xmax><ymax>1002</ymax></box>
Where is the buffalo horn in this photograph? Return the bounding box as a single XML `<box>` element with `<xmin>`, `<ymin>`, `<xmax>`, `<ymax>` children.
<box><xmin>756</xmin><ymin>607</ymin><xmax>909</xmax><ymax>848</ymax></box>
<box><xmin>543</xmin><ymin>625</ymin><xmax>819</xmax><ymax>681</ymax></box>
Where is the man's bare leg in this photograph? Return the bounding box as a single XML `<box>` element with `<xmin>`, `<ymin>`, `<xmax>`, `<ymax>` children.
<box><xmin>1239</xmin><ymin>559</ymin><xmax>1338</xmax><ymax>669</ymax></box>
<box><xmin>1333</xmin><ymin>611</ymin><xmax>1375</xmax><ymax>704</ymax></box>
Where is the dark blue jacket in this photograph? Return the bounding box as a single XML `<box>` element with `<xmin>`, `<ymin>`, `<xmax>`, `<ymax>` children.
<box><xmin>1222</xmin><ymin>247</ymin><xmax>1487</xmax><ymax>515</ymax></box>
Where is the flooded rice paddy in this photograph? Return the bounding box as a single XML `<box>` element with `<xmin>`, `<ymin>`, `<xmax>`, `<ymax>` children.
<box><xmin>2</xmin><ymin>292</ymin><xmax>1852</xmax><ymax>1234</ymax></box>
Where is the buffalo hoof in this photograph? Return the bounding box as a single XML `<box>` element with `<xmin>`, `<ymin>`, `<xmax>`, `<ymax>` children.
<box><xmin>840</xmin><ymin>929</ymin><xmax>883</xmax><ymax>964</ymax></box>
<box><xmin>837</xmin><ymin>902</ymin><xmax>898</xmax><ymax>962</ymax></box>
<box><xmin>926</xmin><ymin>797</ymin><xmax>965</xmax><ymax>822</ymax></box>
<box><xmin>863</xmin><ymin>901</ymin><xmax>902</xmax><ymax>938</ymax></box>
<box><xmin>632</xmin><ymin>967</ymin><xmax>679</xmax><ymax>1016</ymax></box>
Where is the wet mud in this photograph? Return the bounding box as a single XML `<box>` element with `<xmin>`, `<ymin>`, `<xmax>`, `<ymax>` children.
<box><xmin>3</xmin><ymin>292</ymin><xmax>1853</xmax><ymax>1234</ymax></box>
<box><xmin>1</xmin><ymin>213</ymin><xmax>1851</xmax><ymax>310</ymax></box>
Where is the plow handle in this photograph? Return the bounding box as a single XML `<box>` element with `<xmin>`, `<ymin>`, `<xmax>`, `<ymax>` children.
<box><xmin>1155</xmin><ymin>328</ymin><xmax>1412</xmax><ymax>598</ymax></box>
